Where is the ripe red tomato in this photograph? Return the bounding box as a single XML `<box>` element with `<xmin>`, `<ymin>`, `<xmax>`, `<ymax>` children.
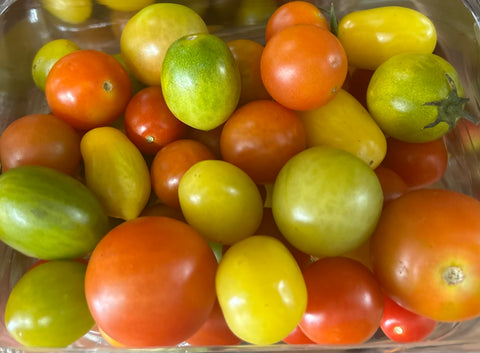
<box><xmin>381</xmin><ymin>295</ymin><xmax>437</xmax><ymax>343</ymax></box>
<box><xmin>261</xmin><ymin>24</ymin><xmax>348</xmax><ymax>111</ymax></box>
<box><xmin>0</xmin><ymin>114</ymin><xmax>81</xmax><ymax>176</ymax></box>
<box><xmin>283</xmin><ymin>325</ymin><xmax>315</xmax><ymax>345</ymax></box>
<box><xmin>374</xmin><ymin>166</ymin><xmax>408</xmax><ymax>204</ymax></box>
<box><xmin>265</xmin><ymin>0</ymin><xmax>329</xmax><ymax>41</ymax></box>
<box><xmin>381</xmin><ymin>137</ymin><xmax>448</xmax><ymax>190</ymax></box>
<box><xmin>300</xmin><ymin>257</ymin><xmax>384</xmax><ymax>344</ymax></box>
<box><xmin>186</xmin><ymin>299</ymin><xmax>242</xmax><ymax>346</ymax></box>
<box><xmin>124</xmin><ymin>86</ymin><xmax>187</xmax><ymax>155</ymax></box>
<box><xmin>84</xmin><ymin>216</ymin><xmax>218</xmax><ymax>347</ymax></box>
<box><xmin>220</xmin><ymin>100</ymin><xmax>307</xmax><ymax>184</ymax></box>
<box><xmin>45</xmin><ymin>50</ymin><xmax>131</xmax><ymax>131</ymax></box>
<box><xmin>370</xmin><ymin>188</ymin><xmax>480</xmax><ymax>322</ymax></box>
<box><xmin>186</xmin><ymin>125</ymin><xmax>223</xmax><ymax>159</ymax></box>
<box><xmin>150</xmin><ymin>139</ymin><xmax>215</xmax><ymax>209</ymax></box>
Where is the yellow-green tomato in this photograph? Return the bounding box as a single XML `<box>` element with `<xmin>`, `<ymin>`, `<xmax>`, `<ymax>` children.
<box><xmin>272</xmin><ymin>146</ymin><xmax>383</xmax><ymax>257</ymax></box>
<box><xmin>216</xmin><ymin>235</ymin><xmax>307</xmax><ymax>345</ymax></box>
<box><xmin>298</xmin><ymin>89</ymin><xmax>386</xmax><ymax>169</ymax></box>
<box><xmin>337</xmin><ymin>6</ymin><xmax>437</xmax><ymax>70</ymax></box>
<box><xmin>178</xmin><ymin>160</ymin><xmax>263</xmax><ymax>245</ymax></box>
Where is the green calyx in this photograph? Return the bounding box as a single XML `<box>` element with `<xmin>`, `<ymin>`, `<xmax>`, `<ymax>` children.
<box><xmin>423</xmin><ymin>73</ymin><xmax>478</xmax><ymax>130</ymax></box>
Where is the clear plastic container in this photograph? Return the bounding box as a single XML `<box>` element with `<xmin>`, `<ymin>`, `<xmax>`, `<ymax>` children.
<box><xmin>1</xmin><ymin>0</ymin><xmax>480</xmax><ymax>351</ymax></box>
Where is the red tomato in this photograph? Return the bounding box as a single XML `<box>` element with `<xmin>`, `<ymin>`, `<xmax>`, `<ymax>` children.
<box><xmin>186</xmin><ymin>299</ymin><xmax>242</xmax><ymax>346</ymax></box>
<box><xmin>220</xmin><ymin>100</ymin><xmax>307</xmax><ymax>184</ymax></box>
<box><xmin>344</xmin><ymin>68</ymin><xmax>374</xmax><ymax>108</ymax></box>
<box><xmin>0</xmin><ymin>114</ymin><xmax>81</xmax><ymax>176</ymax></box>
<box><xmin>227</xmin><ymin>39</ymin><xmax>271</xmax><ymax>107</ymax></box>
<box><xmin>381</xmin><ymin>137</ymin><xmax>448</xmax><ymax>190</ymax></box>
<box><xmin>185</xmin><ymin>125</ymin><xmax>223</xmax><ymax>159</ymax></box>
<box><xmin>150</xmin><ymin>139</ymin><xmax>215</xmax><ymax>209</ymax></box>
<box><xmin>300</xmin><ymin>257</ymin><xmax>384</xmax><ymax>344</ymax></box>
<box><xmin>124</xmin><ymin>86</ymin><xmax>187</xmax><ymax>155</ymax></box>
<box><xmin>374</xmin><ymin>166</ymin><xmax>408</xmax><ymax>204</ymax></box>
<box><xmin>265</xmin><ymin>0</ymin><xmax>329</xmax><ymax>41</ymax></box>
<box><xmin>261</xmin><ymin>24</ymin><xmax>348</xmax><ymax>111</ymax></box>
<box><xmin>45</xmin><ymin>50</ymin><xmax>131</xmax><ymax>131</ymax></box>
<box><xmin>370</xmin><ymin>188</ymin><xmax>480</xmax><ymax>322</ymax></box>
<box><xmin>84</xmin><ymin>216</ymin><xmax>218</xmax><ymax>347</ymax></box>
<box><xmin>283</xmin><ymin>325</ymin><xmax>315</xmax><ymax>345</ymax></box>
<box><xmin>140</xmin><ymin>202</ymin><xmax>185</xmax><ymax>221</ymax></box>
<box><xmin>381</xmin><ymin>295</ymin><xmax>437</xmax><ymax>343</ymax></box>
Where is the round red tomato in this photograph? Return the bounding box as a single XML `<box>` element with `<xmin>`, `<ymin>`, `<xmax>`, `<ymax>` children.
<box><xmin>0</xmin><ymin>114</ymin><xmax>81</xmax><ymax>176</ymax></box>
<box><xmin>45</xmin><ymin>50</ymin><xmax>131</xmax><ymax>131</ymax></box>
<box><xmin>380</xmin><ymin>295</ymin><xmax>437</xmax><ymax>343</ymax></box>
<box><xmin>220</xmin><ymin>100</ymin><xmax>307</xmax><ymax>184</ymax></box>
<box><xmin>124</xmin><ymin>86</ymin><xmax>187</xmax><ymax>155</ymax></box>
<box><xmin>261</xmin><ymin>24</ymin><xmax>348</xmax><ymax>111</ymax></box>
<box><xmin>150</xmin><ymin>139</ymin><xmax>215</xmax><ymax>209</ymax></box>
<box><xmin>381</xmin><ymin>137</ymin><xmax>448</xmax><ymax>190</ymax></box>
<box><xmin>84</xmin><ymin>216</ymin><xmax>218</xmax><ymax>347</ymax></box>
<box><xmin>370</xmin><ymin>188</ymin><xmax>480</xmax><ymax>322</ymax></box>
<box><xmin>300</xmin><ymin>257</ymin><xmax>384</xmax><ymax>344</ymax></box>
<box><xmin>186</xmin><ymin>299</ymin><xmax>242</xmax><ymax>346</ymax></box>
<box><xmin>374</xmin><ymin>166</ymin><xmax>408</xmax><ymax>204</ymax></box>
<box><xmin>283</xmin><ymin>325</ymin><xmax>315</xmax><ymax>345</ymax></box>
<box><xmin>265</xmin><ymin>0</ymin><xmax>329</xmax><ymax>41</ymax></box>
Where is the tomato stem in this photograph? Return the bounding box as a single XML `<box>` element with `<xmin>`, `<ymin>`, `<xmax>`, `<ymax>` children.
<box><xmin>442</xmin><ymin>266</ymin><xmax>464</xmax><ymax>286</ymax></box>
<box><xmin>423</xmin><ymin>73</ymin><xmax>478</xmax><ymax>130</ymax></box>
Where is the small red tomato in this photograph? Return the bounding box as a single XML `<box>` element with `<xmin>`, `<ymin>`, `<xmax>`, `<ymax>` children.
<box><xmin>283</xmin><ymin>325</ymin><xmax>315</xmax><ymax>345</ymax></box>
<box><xmin>374</xmin><ymin>166</ymin><xmax>408</xmax><ymax>204</ymax></box>
<box><xmin>0</xmin><ymin>114</ymin><xmax>81</xmax><ymax>175</ymax></box>
<box><xmin>150</xmin><ymin>139</ymin><xmax>215</xmax><ymax>209</ymax></box>
<box><xmin>45</xmin><ymin>50</ymin><xmax>131</xmax><ymax>131</ymax></box>
<box><xmin>300</xmin><ymin>257</ymin><xmax>384</xmax><ymax>344</ymax></box>
<box><xmin>220</xmin><ymin>100</ymin><xmax>307</xmax><ymax>184</ymax></box>
<box><xmin>124</xmin><ymin>86</ymin><xmax>187</xmax><ymax>155</ymax></box>
<box><xmin>381</xmin><ymin>295</ymin><xmax>437</xmax><ymax>343</ymax></box>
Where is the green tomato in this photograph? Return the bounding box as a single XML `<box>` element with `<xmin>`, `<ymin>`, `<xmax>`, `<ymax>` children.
<box><xmin>178</xmin><ymin>160</ymin><xmax>263</xmax><ymax>245</ymax></box>
<box><xmin>161</xmin><ymin>33</ymin><xmax>241</xmax><ymax>131</ymax></box>
<box><xmin>367</xmin><ymin>52</ymin><xmax>473</xmax><ymax>143</ymax></box>
<box><xmin>272</xmin><ymin>146</ymin><xmax>383</xmax><ymax>257</ymax></box>
<box><xmin>216</xmin><ymin>235</ymin><xmax>307</xmax><ymax>345</ymax></box>
<box><xmin>5</xmin><ymin>260</ymin><xmax>94</xmax><ymax>347</ymax></box>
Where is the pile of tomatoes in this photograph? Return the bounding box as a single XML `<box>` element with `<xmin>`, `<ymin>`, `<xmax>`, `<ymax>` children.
<box><xmin>2</xmin><ymin>0</ymin><xmax>480</xmax><ymax>349</ymax></box>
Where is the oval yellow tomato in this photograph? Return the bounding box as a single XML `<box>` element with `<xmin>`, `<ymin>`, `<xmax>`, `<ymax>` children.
<box><xmin>216</xmin><ymin>235</ymin><xmax>307</xmax><ymax>345</ymax></box>
<box><xmin>97</xmin><ymin>0</ymin><xmax>154</xmax><ymax>12</ymax></box>
<box><xmin>41</xmin><ymin>0</ymin><xmax>92</xmax><ymax>24</ymax></box>
<box><xmin>80</xmin><ymin>127</ymin><xmax>151</xmax><ymax>220</ymax></box>
<box><xmin>338</xmin><ymin>6</ymin><xmax>437</xmax><ymax>70</ymax></box>
<box><xmin>297</xmin><ymin>89</ymin><xmax>387</xmax><ymax>169</ymax></box>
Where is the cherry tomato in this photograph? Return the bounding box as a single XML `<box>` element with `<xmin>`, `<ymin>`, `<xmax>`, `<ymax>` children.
<box><xmin>45</xmin><ymin>50</ymin><xmax>131</xmax><ymax>131</ymax></box>
<box><xmin>261</xmin><ymin>24</ymin><xmax>348</xmax><ymax>111</ymax></box>
<box><xmin>150</xmin><ymin>139</ymin><xmax>215</xmax><ymax>209</ymax></box>
<box><xmin>381</xmin><ymin>137</ymin><xmax>448</xmax><ymax>190</ymax></box>
<box><xmin>216</xmin><ymin>235</ymin><xmax>307</xmax><ymax>345</ymax></box>
<box><xmin>124</xmin><ymin>86</ymin><xmax>187</xmax><ymax>155</ymax></box>
<box><xmin>0</xmin><ymin>114</ymin><xmax>81</xmax><ymax>176</ymax></box>
<box><xmin>370</xmin><ymin>188</ymin><xmax>480</xmax><ymax>322</ymax></box>
<box><xmin>227</xmin><ymin>39</ymin><xmax>271</xmax><ymax>107</ymax></box>
<box><xmin>186</xmin><ymin>125</ymin><xmax>223</xmax><ymax>159</ymax></box>
<box><xmin>381</xmin><ymin>295</ymin><xmax>437</xmax><ymax>343</ymax></box>
<box><xmin>186</xmin><ymin>299</ymin><xmax>242</xmax><ymax>346</ymax></box>
<box><xmin>300</xmin><ymin>257</ymin><xmax>384</xmax><ymax>344</ymax></box>
<box><xmin>265</xmin><ymin>0</ymin><xmax>329</xmax><ymax>41</ymax></box>
<box><xmin>374</xmin><ymin>166</ymin><xmax>408</xmax><ymax>204</ymax></box>
<box><xmin>283</xmin><ymin>325</ymin><xmax>315</xmax><ymax>345</ymax></box>
<box><xmin>220</xmin><ymin>100</ymin><xmax>307</xmax><ymax>184</ymax></box>
<box><xmin>85</xmin><ymin>216</ymin><xmax>218</xmax><ymax>347</ymax></box>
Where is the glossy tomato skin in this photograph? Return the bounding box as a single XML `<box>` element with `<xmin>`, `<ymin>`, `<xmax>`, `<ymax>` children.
<box><xmin>220</xmin><ymin>100</ymin><xmax>307</xmax><ymax>184</ymax></box>
<box><xmin>150</xmin><ymin>139</ymin><xmax>215</xmax><ymax>209</ymax></box>
<box><xmin>381</xmin><ymin>295</ymin><xmax>437</xmax><ymax>343</ymax></box>
<box><xmin>261</xmin><ymin>24</ymin><xmax>348</xmax><ymax>111</ymax></box>
<box><xmin>124</xmin><ymin>86</ymin><xmax>187</xmax><ymax>155</ymax></box>
<box><xmin>370</xmin><ymin>188</ymin><xmax>480</xmax><ymax>322</ymax></box>
<box><xmin>300</xmin><ymin>257</ymin><xmax>384</xmax><ymax>344</ymax></box>
<box><xmin>45</xmin><ymin>50</ymin><xmax>131</xmax><ymax>131</ymax></box>
<box><xmin>381</xmin><ymin>137</ymin><xmax>448</xmax><ymax>190</ymax></box>
<box><xmin>283</xmin><ymin>325</ymin><xmax>315</xmax><ymax>345</ymax></box>
<box><xmin>85</xmin><ymin>216</ymin><xmax>218</xmax><ymax>347</ymax></box>
<box><xmin>0</xmin><ymin>114</ymin><xmax>81</xmax><ymax>176</ymax></box>
<box><xmin>338</xmin><ymin>6</ymin><xmax>437</xmax><ymax>70</ymax></box>
<box><xmin>373</xmin><ymin>166</ymin><xmax>408</xmax><ymax>204</ymax></box>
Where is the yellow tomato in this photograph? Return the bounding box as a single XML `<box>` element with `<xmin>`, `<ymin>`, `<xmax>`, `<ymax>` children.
<box><xmin>80</xmin><ymin>127</ymin><xmax>151</xmax><ymax>220</ymax></box>
<box><xmin>297</xmin><ymin>89</ymin><xmax>387</xmax><ymax>169</ymax></box>
<box><xmin>216</xmin><ymin>236</ymin><xmax>307</xmax><ymax>345</ymax></box>
<box><xmin>338</xmin><ymin>6</ymin><xmax>437</xmax><ymax>70</ymax></box>
<box><xmin>97</xmin><ymin>0</ymin><xmax>154</xmax><ymax>12</ymax></box>
<box><xmin>41</xmin><ymin>0</ymin><xmax>92</xmax><ymax>24</ymax></box>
